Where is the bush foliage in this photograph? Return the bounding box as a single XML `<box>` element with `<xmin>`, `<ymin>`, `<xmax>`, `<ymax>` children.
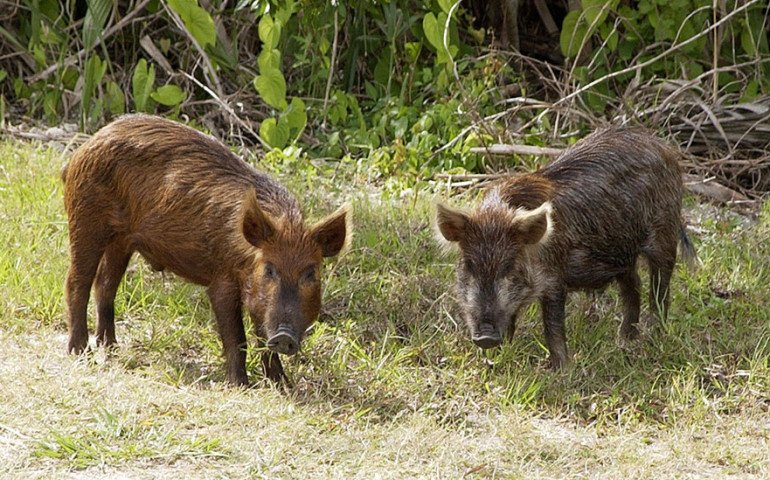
<box><xmin>1</xmin><ymin>0</ymin><xmax>768</xmax><ymax>177</ymax></box>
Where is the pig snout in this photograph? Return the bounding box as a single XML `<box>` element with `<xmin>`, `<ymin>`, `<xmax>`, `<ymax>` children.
<box><xmin>267</xmin><ymin>325</ymin><xmax>300</xmax><ymax>356</ymax></box>
<box><xmin>472</xmin><ymin>322</ymin><xmax>502</xmax><ymax>349</ymax></box>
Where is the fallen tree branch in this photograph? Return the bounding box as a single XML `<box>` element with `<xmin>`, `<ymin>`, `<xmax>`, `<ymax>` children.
<box><xmin>434</xmin><ymin>173</ymin><xmax>503</xmax><ymax>181</ymax></box>
<box><xmin>469</xmin><ymin>144</ymin><xmax>563</xmax><ymax>156</ymax></box>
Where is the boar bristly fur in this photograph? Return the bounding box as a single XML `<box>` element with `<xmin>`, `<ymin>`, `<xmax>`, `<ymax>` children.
<box><xmin>437</xmin><ymin>127</ymin><xmax>693</xmax><ymax>367</ymax></box>
<box><xmin>62</xmin><ymin>114</ymin><xmax>350</xmax><ymax>385</ymax></box>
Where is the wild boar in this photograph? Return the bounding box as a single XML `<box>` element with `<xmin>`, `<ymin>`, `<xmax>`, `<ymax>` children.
<box><xmin>436</xmin><ymin>127</ymin><xmax>694</xmax><ymax>367</ymax></box>
<box><xmin>62</xmin><ymin>114</ymin><xmax>350</xmax><ymax>385</ymax></box>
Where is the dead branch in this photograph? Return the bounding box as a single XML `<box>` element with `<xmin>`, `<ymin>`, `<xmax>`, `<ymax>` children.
<box><xmin>469</xmin><ymin>144</ymin><xmax>563</xmax><ymax>156</ymax></box>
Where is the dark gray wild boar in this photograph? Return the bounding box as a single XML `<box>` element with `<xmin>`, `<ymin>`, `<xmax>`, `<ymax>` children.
<box><xmin>435</xmin><ymin>127</ymin><xmax>695</xmax><ymax>367</ymax></box>
<box><xmin>62</xmin><ymin>114</ymin><xmax>351</xmax><ymax>385</ymax></box>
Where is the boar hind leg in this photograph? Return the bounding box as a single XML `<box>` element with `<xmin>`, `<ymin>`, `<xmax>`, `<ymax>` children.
<box><xmin>617</xmin><ymin>267</ymin><xmax>641</xmax><ymax>340</ymax></box>
<box><xmin>207</xmin><ymin>279</ymin><xmax>248</xmax><ymax>386</ymax></box>
<box><xmin>66</xmin><ymin>236</ymin><xmax>109</xmax><ymax>354</ymax></box>
<box><xmin>541</xmin><ymin>289</ymin><xmax>569</xmax><ymax>369</ymax></box>
<box><xmin>94</xmin><ymin>241</ymin><xmax>132</xmax><ymax>347</ymax></box>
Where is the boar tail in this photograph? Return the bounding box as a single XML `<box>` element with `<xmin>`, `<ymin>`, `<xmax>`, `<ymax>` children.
<box><xmin>679</xmin><ymin>224</ymin><xmax>698</xmax><ymax>270</ymax></box>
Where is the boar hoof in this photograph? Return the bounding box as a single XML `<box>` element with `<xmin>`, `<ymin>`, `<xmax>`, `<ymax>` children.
<box><xmin>227</xmin><ymin>372</ymin><xmax>249</xmax><ymax>387</ymax></box>
<box><xmin>620</xmin><ymin>324</ymin><xmax>640</xmax><ymax>341</ymax></box>
<box><xmin>67</xmin><ymin>334</ymin><xmax>88</xmax><ymax>355</ymax></box>
<box><xmin>472</xmin><ymin>334</ymin><xmax>502</xmax><ymax>349</ymax></box>
<box><xmin>267</xmin><ymin>331</ymin><xmax>299</xmax><ymax>356</ymax></box>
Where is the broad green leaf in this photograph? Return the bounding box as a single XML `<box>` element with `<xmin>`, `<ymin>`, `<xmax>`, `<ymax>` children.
<box><xmin>740</xmin><ymin>27</ymin><xmax>756</xmax><ymax>56</ymax></box>
<box><xmin>319</xmin><ymin>36</ymin><xmax>330</xmax><ymax>55</ymax></box>
<box><xmin>258</xmin><ymin>15</ymin><xmax>281</xmax><ymax>50</ymax></box>
<box><xmin>373</xmin><ymin>50</ymin><xmax>392</xmax><ymax>88</ymax></box>
<box><xmin>581</xmin><ymin>0</ymin><xmax>616</xmax><ymax>27</ymax></box>
<box><xmin>168</xmin><ymin>0</ymin><xmax>216</xmax><ymax>47</ymax></box>
<box><xmin>274</xmin><ymin>0</ymin><xmax>295</xmax><ymax>25</ymax></box>
<box><xmin>151</xmin><ymin>84</ymin><xmax>186</xmax><ymax>106</ymax></box>
<box><xmin>437</xmin><ymin>0</ymin><xmax>454</xmax><ymax>14</ymax></box>
<box><xmin>13</xmin><ymin>78</ymin><xmax>30</xmax><ymax>98</ymax></box>
<box><xmin>40</xmin><ymin>25</ymin><xmax>63</xmax><ymax>45</ymax></box>
<box><xmin>618</xmin><ymin>39</ymin><xmax>635</xmax><ymax>60</ymax></box>
<box><xmin>740</xmin><ymin>80</ymin><xmax>759</xmax><ymax>102</ymax></box>
<box><xmin>32</xmin><ymin>45</ymin><xmax>46</xmax><ymax>67</ymax></box>
<box><xmin>44</xmin><ymin>90</ymin><xmax>60</xmax><ymax>120</ymax></box>
<box><xmin>599</xmin><ymin>23</ymin><xmax>618</xmax><ymax>52</ymax></box>
<box><xmin>185</xmin><ymin>5</ymin><xmax>216</xmax><ymax>47</ymax></box>
<box><xmin>82</xmin><ymin>54</ymin><xmax>103</xmax><ymax>125</ymax></box>
<box><xmin>277</xmin><ymin>114</ymin><xmax>292</xmax><ymax>138</ymax></box>
<box><xmin>560</xmin><ymin>10</ymin><xmax>589</xmax><ymax>58</ymax></box>
<box><xmin>0</xmin><ymin>69</ymin><xmax>6</xmax><ymax>82</ymax></box>
<box><xmin>718</xmin><ymin>72</ymin><xmax>741</xmax><ymax>94</ymax></box>
<box><xmin>259</xmin><ymin>117</ymin><xmax>289</xmax><ymax>148</ymax></box>
<box><xmin>106</xmin><ymin>80</ymin><xmax>125</xmax><ymax>115</ymax></box>
<box><xmin>404</xmin><ymin>42</ymin><xmax>421</xmax><ymax>63</ymax></box>
<box><xmin>253</xmin><ymin>68</ymin><xmax>287</xmax><ymax>110</ymax></box>
<box><xmin>62</xmin><ymin>66</ymin><xmax>79</xmax><ymax>90</ymax></box>
<box><xmin>740</xmin><ymin>14</ymin><xmax>768</xmax><ymax>56</ymax></box>
<box><xmin>284</xmin><ymin>97</ymin><xmax>307</xmax><ymax>131</ymax></box>
<box><xmin>685</xmin><ymin>60</ymin><xmax>703</xmax><ymax>79</ymax></box>
<box><xmin>423</xmin><ymin>12</ymin><xmax>453</xmax><ymax>64</ymax></box>
<box><xmin>258</xmin><ymin>48</ymin><xmax>281</xmax><ymax>73</ymax></box>
<box><xmin>132</xmin><ymin>59</ymin><xmax>156</xmax><ymax>112</ymax></box>
<box><xmin>82</xmin><ymin>0</ymin><xmax>111</xmax><ymax>50</ymax></box>
<box><xmin>423</xmin><ymin>13</ymin><xmax>440</xmax><ymax>49</ymax></box>
<box><xmin>89</xmin><ymin>97</ymin><xmax>104</xmax><ymax>125</ymax></box>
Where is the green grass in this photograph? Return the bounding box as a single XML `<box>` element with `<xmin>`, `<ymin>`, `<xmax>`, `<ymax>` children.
<box><xmin>1</xmin><ymin>140</ymin><xmax>769</xmax><ymax>478</ymax></box>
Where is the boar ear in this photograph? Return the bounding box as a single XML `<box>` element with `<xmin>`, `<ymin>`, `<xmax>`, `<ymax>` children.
<box><xmin>312</xmin><ymin>204</ymin><xmax>351</xmax><ymax>257</ymax></box>
<box><xmin>241</xmin><ymin>189</ymin><xmax>276</xmax><ymax>248</ymax></box>
<box><xmin>513</xmin><ymin>202</ymin><xmax>553</xmax><ymax>245</ymax></box>
<box><xmin>435</xmin><ymin>203</ymin><xmax>469</xmax><ymax>243</ymax></box>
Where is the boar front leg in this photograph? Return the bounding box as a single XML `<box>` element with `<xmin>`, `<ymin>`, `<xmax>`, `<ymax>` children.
<box><xmin>207</xmin><ymin>279</ymin><xmax>248</xmax><ymax>386</ymax></box>
<box><xmin>617</xmin><ymin>267</ymin><xmax>641</xmax><ymax>340</ymax></box>
<box><xmin>540</xmin><ymin>288</ymin><xmax>569</xmax><ymax>369</ymax></box>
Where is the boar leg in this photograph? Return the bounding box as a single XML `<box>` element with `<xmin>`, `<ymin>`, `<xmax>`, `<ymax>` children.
<box><xmin>541</xmin><ymin>289</ymin><xmax>569</xmax><ymax>368</ymax></box>
<box><xmin>66</xmin><ymin>238</ymin><xmax>108</xmax><ymax>354</ymax></box>
<box><xmin>94</xmin><ymin>241</ymin><xmax>132</xmax><ymax>347</ymax></box>
<box><xmin>207</xmin><ymin>279</ymin><xmax>248</xmax><ymax>386</ymax></box>
<box><xmin>617</xmin><ymin>267</ymin><xmax>641</xmax><ymax>340</ymax></box>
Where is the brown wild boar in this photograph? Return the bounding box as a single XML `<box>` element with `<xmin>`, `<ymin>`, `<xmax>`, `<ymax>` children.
<box><xmin>62</xmin><ymin>114</ymin><xmax>350</xmax><ymax>385</ymax></box>
<box><xmin>435</xmin><ymin>127</ymin><xmax>695</xmax><ymax>368</ymax></box>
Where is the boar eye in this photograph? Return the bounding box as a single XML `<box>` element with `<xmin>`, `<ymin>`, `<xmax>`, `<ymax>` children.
<box><xmin>263</xmin><ymin>262</ymin><xmax>278</xmax><ymax>279</ymax></box>
<box><xmin>301</xmin><ymin>266</ymin><xmax>318</xmax><ymax>284</ymax></box>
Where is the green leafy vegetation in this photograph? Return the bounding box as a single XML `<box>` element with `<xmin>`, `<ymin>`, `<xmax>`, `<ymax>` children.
<box><xmin>3</xmin><ymin>0</ymin><xmax>766</xmax><ymax>180</ymax></box>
